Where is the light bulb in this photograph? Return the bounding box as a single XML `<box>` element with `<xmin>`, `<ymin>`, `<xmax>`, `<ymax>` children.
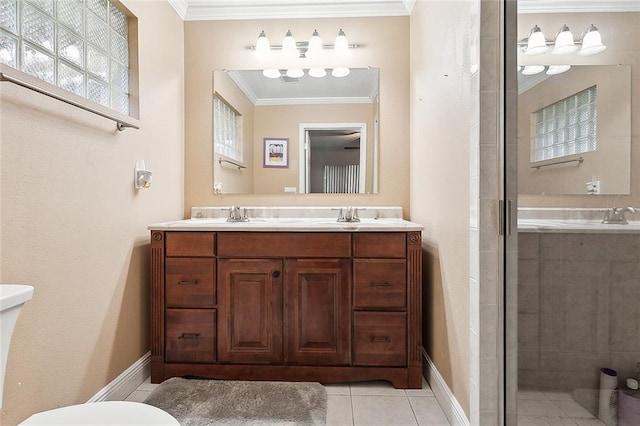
<box><xmin>331</xmin><ymin>67</ymin><xmax>350</xmax><ymax>78</ymax></box>
<box><xmin>307</xmin><ymin>29</ymin><xmax>322</xmax><ymax>59</ymax></box>
<box><xmin>308</xmin><ymin>67</ymin><xmax>327</xmax><ymax>78</ymax></box>
<box><xmin>546</xmin><ymin>65</ymin><xmax>571</xmax><ymax>75</ymax></box>
<box><xmin>578</xmin><ymin>24</ymin><xmax>606</xmax><ymax>56</ymax></box>
<box><xmin>334</xmin><ymin>29</ymin><xmax>350</xmax><ymax>56</ymax></box>
<box><xmin>521</xmin><ymin>65</ymin><xmax>545</xmax><ymax>75</ymax></box>
<box><xmin>525</xmin><ymin>25</ymin><xmax>549</xmax><ymax>55</ymax></box>
<box><xmin>282</xmin><ymin>30</ymin><xmax>298</xmax><ymax>58</ymax></box>
<box><xmin>262</xmin><ymin>69</ymin><xmax>281</xmax><ymax>79</ymax></box>
<box><xmin>552</xmin><ymin>25</ymin><xmax>577</xmax><ymax>55</ymax></box>
<box><xmin>255</xmin><ymin>30</ymin><xmax>271</xmax><ymax>58</ymax></box>
<box><xmin>286</xmin><ymin>68</ymin><xmax>304</xmax><ymax>78</ymax></box>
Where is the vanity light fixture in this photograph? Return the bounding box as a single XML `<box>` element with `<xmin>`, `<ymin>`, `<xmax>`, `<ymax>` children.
<box><xmin>286</xmin><ymin>67</ymin><xmax>304</xmax><ymax>78</ymax></box>
<box><xmin>518</xmin><ymin>23</ymin><xmax>606</xmax><ymax>56</ymax></box>
<box><xmin>546</xmin><ymin>65</ymin><xmax>571</xmax><ymax>75</ymax></box>
<box><xmin>578</xmin><ymin>24</ymin><xmax>607</xmax><ymax>56</ymax></box>
<box><xmin>521</xmin><ymin>65</ymin><xmax>546</xmax><ymax>75</ymax></box>
<box><xmin>551</xmin><ymin>25</ymin><xmax>577</xmax><ymax>55</ymax></box>
<box><xmin>306</xmin><ymin>29</ymin><xmax>323</xmax><ymax>59</ymax></box>
<box><xmin>308</xmin><ymin>67</ymin><xmax>327</xmax><ymax>78</ymax></box>
<box><xmin>282</xmin><ymin>30</ymin><xmax>298</xmax><ymax>59</ymax></box>
<box><xmin>262</xmin><ymin>68</ymin><xmax>281</xmax><ymax>79</ymax></box>
<box><xmin>519</xmin><ymin>65</ymin><xmax>571</xmax><ymax>76</ymax></box>
<box><xmin>251</xmin><ymin>29</ymin><xmax>357</xmax><ymax>79</ymax></box>
<box><xmin>331</xmin><ymin>67</ymin><xmax>350</xmax><ymax>77</ymax></box>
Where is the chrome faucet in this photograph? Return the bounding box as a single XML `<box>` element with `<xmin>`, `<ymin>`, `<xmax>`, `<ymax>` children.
<box><xmin>226</xmin><ymin>205</ymin><xmax>249</xmax><ymax>222</ymax></box>
<box><xmin>602</xmin><ymin>206</ymin><xmax>636</xmax><ymax>224</ymax></box>
<box><xmin>337</xmin><ymin>206</ymin><xmax>361</xmax><ymax>222</ymax></box>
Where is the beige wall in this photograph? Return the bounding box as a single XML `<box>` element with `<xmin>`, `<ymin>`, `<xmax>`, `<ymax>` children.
<box><xmin>252</xmin><ymin>103</ymin><xmax>374</xmax><ymax>193</ymax></box>
<box><xmin>409</xmin><ymin>0</ymin><xmax>476</xmax><ymax>417</ymax></box>
<box><xmin>184</xmin><ymin>17</ymin><xmax>409</xmax><ymax>216</ymax></box>
<box><xmin>0</xmin><ymin>1</ymin><xmax>184</xmax><ymax>424</ymax></box>
<box><xmin>519</xmin><ymin>65</ymin><xmax>631</xmax><ymax>195</ymax></box>
<box><xmin>518</xmin><ymin>12</ymin><xmax>640</xmax><ymax>207</ymax></box>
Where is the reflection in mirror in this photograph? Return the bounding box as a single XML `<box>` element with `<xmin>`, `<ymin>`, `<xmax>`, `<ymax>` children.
<box><xmin>212</xmin><ymin>68</ymin><xmax>379</xmax><ymax>194</ymax></box>
<box><xmin>517</xmin><ymin>65</ymin><xmax>631</xmax><ymax>195</ymax></box>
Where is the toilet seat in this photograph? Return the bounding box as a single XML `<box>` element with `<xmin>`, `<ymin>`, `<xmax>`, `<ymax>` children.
<box><xmin>19</xmin><ymin>401</ymin><xmax>179</xmax><ymax>425</ymax></box>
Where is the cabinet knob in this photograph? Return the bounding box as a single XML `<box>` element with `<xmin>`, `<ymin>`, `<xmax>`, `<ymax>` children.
<box><xmin>178</xmin><ymin>280</ymin><xmax>199</xmax><ymax>286</ymax></box>
<box><xmin>370</xmin><ymin>336</ymin><xmax>391</xmax><ymax>343</ymax></box>
<box><xmin>272</xmin><ymin>271</ymin><xmax>281</xmax><ymax>278</ymax></box>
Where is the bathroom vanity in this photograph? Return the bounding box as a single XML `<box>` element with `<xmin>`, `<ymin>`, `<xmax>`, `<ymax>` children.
<box><xmin>148</xmin><ymin>207</ymin><xmax>424</xmax><ymax>388</ymax></box>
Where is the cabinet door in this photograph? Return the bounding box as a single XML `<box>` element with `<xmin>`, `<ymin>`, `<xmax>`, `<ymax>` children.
<box><xmin>165</xmin><ymin>308</ymin><xmax>216</xmax><ymax>364</ymax></box>
<box><xmin>285</xmin><ymin>259</ymin><xmax>351</xmax><ymax>365</ymax></box>
<box><xmin>217</xmin><ymin>259</ymin><xmax>283</xmax><ymax>364</ymax></box>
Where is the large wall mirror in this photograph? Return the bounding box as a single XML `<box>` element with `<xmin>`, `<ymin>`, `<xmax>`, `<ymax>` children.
<box><xmin>517</xmin><ymin>64</ymin><xmax>631</xmax><ymax>195</ymax></box>
<box><xmin>212</xmin><ymin>67</ymin><xmax>379</xmax><ymax>194</ymax></box>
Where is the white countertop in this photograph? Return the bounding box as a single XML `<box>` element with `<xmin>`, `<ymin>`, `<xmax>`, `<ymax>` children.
<box><xmin>148</xmin><ymin>217</ymin><xmax>423</xmax><ymax>232</ymax></box>
<box><xmin>518</xmin><ymin>207</ymin><xmax>640</xmax><ymax>233</ymax></box>
<box><xmin>518</xmin><ymin>219</ymin><xmax>640</xmax><ymax>233</ymax></box>
<box><xmin>149</xmin><ymin>206</ymin><xmax>423</xmax><ymax>232</ymax></box>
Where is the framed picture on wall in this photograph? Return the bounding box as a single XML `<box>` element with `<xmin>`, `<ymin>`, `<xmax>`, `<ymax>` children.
<box><xmin>263</xmin><ymin>138</ymin><xmax>289</xmax><ymax>168</ymax></box>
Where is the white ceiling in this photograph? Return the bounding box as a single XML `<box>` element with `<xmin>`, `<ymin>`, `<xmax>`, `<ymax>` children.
<box><xmin>168</xmin><ymin>0</ymin><xmax>416</xmax><ymax>21</ymax></box>
<box><xmin>225</xmin><ymin>68</ymin><xmax>379</xmax><ymax>106</ymax></box>
<box><xmin>168</xmin><ymin>0</ymin><xmax>640</xmax><ymax>21</ymax></box>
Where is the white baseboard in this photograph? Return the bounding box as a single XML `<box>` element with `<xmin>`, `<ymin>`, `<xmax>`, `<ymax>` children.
<box><xmin>87</xmin><ymin>351</ymin><xmax>151</xmax><ymax>403</ymax></box>
<box><xmin>423</xmin><ymin>348</ymin><xmax>470</xmax><ymax>426</ymax></box>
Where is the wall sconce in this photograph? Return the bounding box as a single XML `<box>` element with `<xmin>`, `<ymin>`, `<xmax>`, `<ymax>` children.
<box><xmin>134</xmin><ymin>160</ymin><xmax>153</xmax><ymax>190</ymax></box>
<box><xmin>518</xmin><ymin>24</ymin><xmax>606</xmax><ymax>57</ymax></box>
<box><xmin>251</xmin><ymin>29</ymin><xmax>358</xmax><ymax>79</ymax></box>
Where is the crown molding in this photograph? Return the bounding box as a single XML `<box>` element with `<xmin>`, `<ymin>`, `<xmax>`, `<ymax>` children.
<box><xmin>255</xmin><ymin>96</ymin><xmax>373</xmax><ymax>106</ymax></box>
<box><xmin>167</xmin><ymin>0</ymin><xmax>188</xmax><ymax>19</ymax></box>
<box><xmin>519</xmin><ymin>0</ymin><xmax>640</xmax><ymax>14</ymax></box>
<box><xmin>167</xmin><ymin>0</ymin><xmax>413</xmax><ymax>21</ymax></box>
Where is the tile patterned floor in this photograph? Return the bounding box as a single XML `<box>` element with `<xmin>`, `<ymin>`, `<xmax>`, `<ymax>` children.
<box><xmin>517</xmin><ymin>388</ymin><xmax>605</xmax><ymax>426</ymax></box>
<box><xmin>125</xmin><ymin>377</ymin><xmax>451</xmax><ymax>426</ymax></box>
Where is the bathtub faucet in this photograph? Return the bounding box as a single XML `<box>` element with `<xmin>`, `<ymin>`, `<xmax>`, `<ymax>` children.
<box><xmin>602</xmin><ymin>206</ymin><xmax>636</xmax><ymax>224</ymax></box>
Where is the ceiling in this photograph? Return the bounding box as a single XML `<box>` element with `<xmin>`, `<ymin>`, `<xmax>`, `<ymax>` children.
<box><xmin>168</xmin><ymin>0</ymin><xmax>416</xmax><ymax>21</ymax></box>
<box><xmin>224</xmin><ymin>68</ymin><xmax>379</xmax><ymax>105</ymax></box>
<box><xmin>168</xmin><ymin>0</ymin><xmax>640</xmax><ymax>21</ymax></box>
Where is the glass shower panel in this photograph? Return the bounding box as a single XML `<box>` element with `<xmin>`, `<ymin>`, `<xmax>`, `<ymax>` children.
<box><xmin>512</xmin><ymin>2</ymin><xmax>640</xmax><ymax>425</ymax></box>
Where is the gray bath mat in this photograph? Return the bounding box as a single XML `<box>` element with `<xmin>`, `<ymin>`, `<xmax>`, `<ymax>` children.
<box><xmin>143</xmin><ymin>377</ymin><xmax>327</xmax><ymax>426</ymax></box>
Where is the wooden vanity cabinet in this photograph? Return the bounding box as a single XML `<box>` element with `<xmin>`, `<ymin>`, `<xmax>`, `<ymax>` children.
<box><xmin>150</xmin><ymin>229</ymin><xmax>422</xmax><ymax>388</ymax></box>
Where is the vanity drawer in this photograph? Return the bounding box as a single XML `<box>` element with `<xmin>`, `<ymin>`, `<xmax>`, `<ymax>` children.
<box><xmin>217</xmin><ymin>232</ymin><xmax>351</xmax><ymax>258</ymax></box>
<box><xmin>353</xmin><ymin>233</ymin><xmax>406</xmax><ymax>258</ymax></box>
<box><xmin>353</xmin><ymin>260</ymin><xmax>406</xmax><ymax>309</ymax></box>
<box><xmin>165</xmin><ymin>308</ymin><xmax>216</xmax><ymax>363</ymax></box>
<box><xmin>165</xmin><ymin>258</ymin><xmax>215</xmax><ymax>308</ymax></box>
<box><xmin>353</xmin><ymin>311</ymin><xmax>406</xmax><ymax>366</ymax></box>
<box><xmin>166</xmin><ymin>232</ymin><xmax>215</xmax><ymax>257</ymax></box>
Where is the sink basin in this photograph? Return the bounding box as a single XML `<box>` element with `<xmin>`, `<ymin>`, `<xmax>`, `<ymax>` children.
<box><xmin>0</xmin><ymin>284</ymin><xmax>34</xmax><ymax>312</ymax></box>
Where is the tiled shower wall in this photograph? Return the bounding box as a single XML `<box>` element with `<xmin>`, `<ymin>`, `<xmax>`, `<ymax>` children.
<box><xmin>518</xmin><ymin>231</ymin><xmax>640</xmax><ymax>390</ymax></box>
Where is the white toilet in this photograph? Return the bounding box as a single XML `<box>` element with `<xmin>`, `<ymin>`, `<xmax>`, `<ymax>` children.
<box><xmin>19</xmin><ymin>400</ymin><xmax>179</xmax><ymax>425</ymax></box>
<box><xmin>0</xmin><ymin>284</ymin><xmax>178</xmax><ymax>425</ymax></box>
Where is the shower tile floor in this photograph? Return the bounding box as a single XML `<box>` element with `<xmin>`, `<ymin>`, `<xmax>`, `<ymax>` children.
<box><xmin>125</xmin><ymin>376</ymin><xmax>451</xmax><ymax>425</ymax></box>
<box><xmin>517</xmin><ymin>387</ymin><xmax>605</xmax><ymax>425</ymax></box>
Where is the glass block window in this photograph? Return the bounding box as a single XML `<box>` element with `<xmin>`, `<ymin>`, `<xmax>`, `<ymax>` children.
<box><xmin>214</xmin><ymin>96</ymin><xmax>243</xmax><ymax>162</ymax></box>
<box><xmin>0</xmin><ymin>0</ymin><xmax>131</xmax><ymax>115</ymax></box>
<box><xmin>532</xmin><ymin>86</ymin><xmax>597</xmax><ymax>162</ymax></box>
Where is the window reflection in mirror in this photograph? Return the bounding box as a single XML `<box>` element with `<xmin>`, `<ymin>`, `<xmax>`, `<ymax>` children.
<box><xmin>517</xmin><ymin>65</ymin><xmax>631</xmax><ymax>195</ymax></box>
<box><xmin>212</xmin><ymin>68</ymin><xmax>379</xmax><ymax>194</ymax></box>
